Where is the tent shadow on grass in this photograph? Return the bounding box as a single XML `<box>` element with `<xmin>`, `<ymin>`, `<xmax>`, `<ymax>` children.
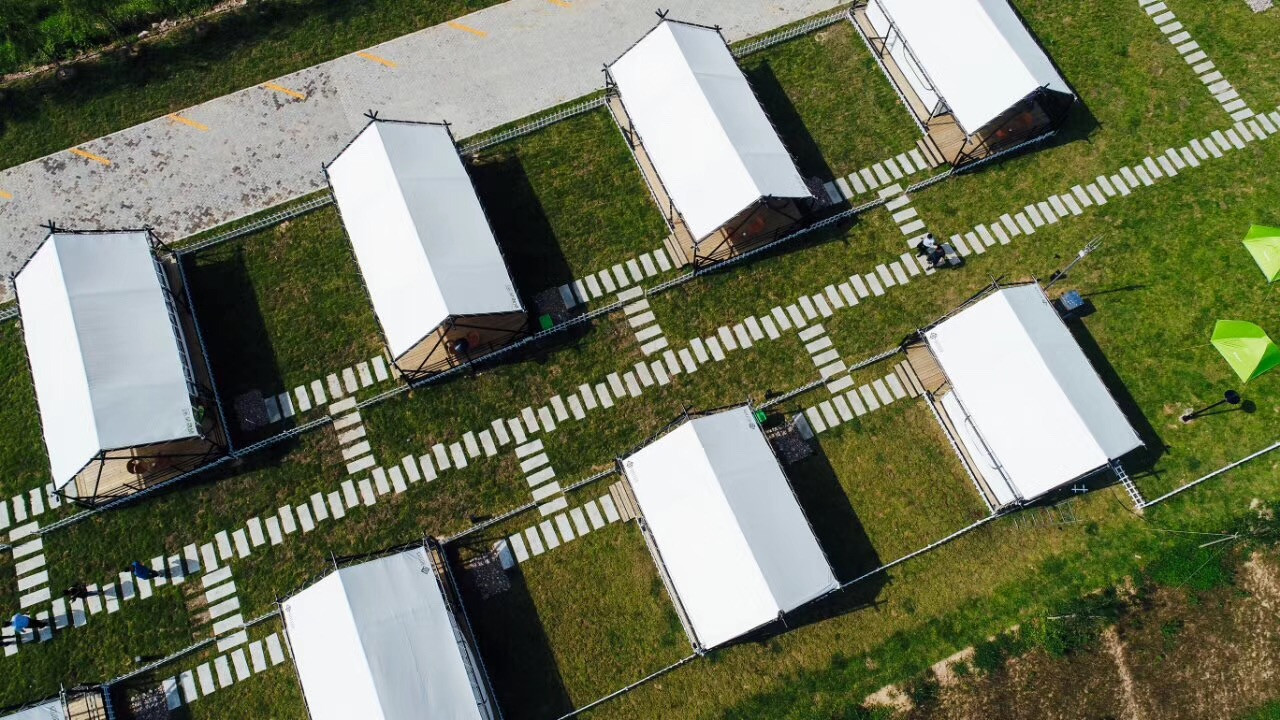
<box><xmin>182</xmin><ymin>247</ymin><xmax>290</xmax><ymax>448</ymax></box>
<box><xmin>747</xmin><ymin>60</ymin><xmax>838</xmax><ymax>185</ymax></box>
<box><xmin>469</xmin><ymin>151</ymin><xmax>575</xmax><ymax>311</ymax></box>
<box><xmin>1065</xmin><ymin>314</ymin><xmax>1167</xmax><ymax>480</ymax></box>
<box><xmin>723</xmin><ymin>444</ymin><xmax>886</xmax><ymax>654</ymax></box>
<box><xmin>450</xmin><ymin>547</ymin><xmax>573</xmax><ymax>720</ymax></box>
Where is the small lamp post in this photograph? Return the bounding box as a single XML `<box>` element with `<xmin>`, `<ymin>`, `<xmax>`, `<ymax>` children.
<box><xmin>1181</xmin><ymin>390</ymin><xmax>1242</xmax><ymax>423</ymax></box>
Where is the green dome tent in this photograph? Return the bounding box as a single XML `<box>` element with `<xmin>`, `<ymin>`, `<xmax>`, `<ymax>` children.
<box><xmin>1242</xmin><ymin>225</ymin><xmax>1280</xmax><ymax>282</ymax></box>
<box><xmin>1211</xmin><ymin>320</ymin><xmax>1280</xmax><ymax>383</ymax></box>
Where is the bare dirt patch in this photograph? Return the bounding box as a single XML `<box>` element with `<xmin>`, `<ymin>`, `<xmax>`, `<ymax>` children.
<box><xmin>900</xmin><ymin>548</ymin><xmax>1280</xmax><ymax>720</ymax></box>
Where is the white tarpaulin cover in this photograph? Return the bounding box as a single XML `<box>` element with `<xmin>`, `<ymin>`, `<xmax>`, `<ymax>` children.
<box><xmin>928</xmin><ymin>285</ymin><xmax>1140</xmax><ymax>503</ymax></box>
<box><xmin>16</xmin><ymin>232</ymin><xmax>196</xmax><ymax>491</ymax></box>
<box><xmin>283</xmin><ymin>548</ymin><xmax>491</xmax><ymax>720</ymax></box>
<box><xmin>867</xmin><ymin>0</ymin><xmax>1072</xmax><ymax>134</ymax></box>
<box><xmin>623</xmin><ymin>406</ymin><xmax>837</xmax><ymax>649</ymax></box>
<box><xmin>608</xmin><ymin>20</ymin><xmax>811</xmax><ymax>242</ymax></box>
<box><xmin>327</xmin><ymin>120</ymin><xmax>521</xmax><ymax>360</ymax></box>
<box><xmin>0</xmin><ymin>700</ymin><xmax>65</xmax><ymax>720</ymax></box>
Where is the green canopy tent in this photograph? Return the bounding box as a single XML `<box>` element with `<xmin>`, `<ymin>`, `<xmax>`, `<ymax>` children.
<box><xmin>1211</xmin><ymin>320</ymin><xmax>1280</xmax><ymax>383</ymax></box>
<box><xmin>1242</xmin><ymin>225</ymin><xmax>1280</xmax><ymax>282</ymax></box>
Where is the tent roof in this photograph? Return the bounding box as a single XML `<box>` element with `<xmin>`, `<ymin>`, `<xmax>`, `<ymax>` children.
<box><xmin>927</xmin><ymin>285</ymin><xmax>1141</xmax><ymax>503</ymax></box>
<box><xmin>622</xmin><ymin>405</ymin><xmax>837</xmax><ymax>649</ymax></box>
<box><xmin>0</xmin><ymin>700</ymin><xmax>65</xmax><ymax>720</ymax></box>
<box><xmin>1211</xmin><ymin>319</ymin><xmax>1280</xmax><ymax>383</ymax></box>
<box><xmin>875</xmin><ymin>0</ymin><xmax>1073</xmax><ymax>134</ymax></box>
<box><xmin>608</xmin><ymin>20</ymin><xmax>811</xmax><ymax>241</ymax></box>
<box><xmin>15</xmin><ymin>231</ymin><xmax>197</xmax><ymax>490</ymax></box>
<box><xmin>1243</xmin><ymin>225</ymin><xmax>1280</xmax><ymax>281</ymax></box>
<box><xmin>282</xmin><ymin>547</ymin><xmax>491</xmax><ymax>720</ymax></box>
<box><xmin>327</xmin><ymin>120</ymin><xmax>522</xmax><ymax>360</ymax></box>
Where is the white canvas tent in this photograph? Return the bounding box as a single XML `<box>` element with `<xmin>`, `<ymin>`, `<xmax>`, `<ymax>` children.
<box><xmin>327</xmin><ymin>119</ymin><xmax>524</xmax><ymax>377</ymax></box>
<box><xmin>621</xmin><ymin>406</ymin><xmax>838</xmax><ymax>650</ymax></box>
<box><xmin>924</xmin><ymin>284</ymin><xmax>1141</xmax><ymax>506</ymax></box>
<box><xmin>863</xmin><ymin>0</ymin><xmax>1072</xmax><ymax>135</ymax></box>
<box><xmin>282</xmin><ymin>546</ymin><xmax>497</xmax><ymax>720</ymax></box>
<box><xmin>607</xmin><ymin>19</ymin><xmax>811</xmax><ymax>260</ymax></box>
<box><xmin>15</xmin><ymin>230</ymin><xmax>204</xmax><ymax>496</ymax></box>
<box><xmin>0</xmin><ymin>700</ymin><xmax>64</xmax><ymax>720</ymax></box>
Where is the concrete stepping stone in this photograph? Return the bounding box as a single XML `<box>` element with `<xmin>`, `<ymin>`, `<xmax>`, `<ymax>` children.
<box><xmin>232</xmin><ymin>648</ymin><xmax>251</xmax><ymax>681</ymax></box>
<box><xmin>373</xmin><ymin>468</ymin><xmax>391</xmax><ymax>495</ymax></box>
<box><xmin>297</xmin><ymin>504</ymin><xmax>316</xmax><ymax>531</ymax></box>
<box><xmin>509</xmin><ymin>533</ymin><xmax>529</xmax><ymax>563</ymax></box>
<box><xmin>450</xmin><ymin>443</ymin><xmax>468</xmax><ymax>469</ymax></box>
<box><xmin>585</xmin><ymin>501</ymin><xmax>605</xmax><ymax>529</ymax></box>
<box><xmin>265</xmin><ymin>634</ymin><xmax>285</xmax><ymax>665</ymax></box>
<box><xmin>860</xmin><ymin>385</ymin><xmax>881</xmax><ymax>412</ymax></box>
<box><xmin>599</xmin><ymin>495</ymin><xmax>620</xmax><ymax>523</ymax></box>
<box><xmin>312</xmin><ymin>493</ymin><xmax>330</xmax><ymax>520</ymax></box>
<box><xmin>249</xmin><ymin>641</ymin><xmax>266</xmax><ymax>674</ymax></box>
<box><xmin>805</xmin><ymin>407</ymin><xmax>827</xmax><ymax>434</ymax></box>
<box><xmin>232</xmin><ymin>529</ymin><xmax>251</xmax><ymax>558</ymax></box>
<box><xmin>389</xmin><ymin>467</ymin><xmax>407</xmax><ymax>494</ymax></box>
<box><xmin>328</xmin><ymin>491</ymin><xmax>347</xmax><ymax>519</ymax></box>
<box><xmin>196</xmin><ymin>663</ymin><xmax>216</xmax><ymax>696</ymax></box>
<box><xmin>266</xmin><ymin>517</ymin><xmax>283</xmax><ymax>545</ymax></box>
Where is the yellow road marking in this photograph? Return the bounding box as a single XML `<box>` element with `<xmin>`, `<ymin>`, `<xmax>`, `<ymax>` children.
<box><xmin>447</xmin><ymin>21</ymin><xmax>488</xmax><ymax>37</ymax></box>
<box><xmin>546</xmin><ymin>0</ymin><xmax>572</xmax><ymax>7</ymax></box>
<box><xmin>70</xmin><ymin>148</ymin><xmax>111</xmax><ymax>166</ymax></box>
<box><xmin>0</xmin><ymin>189</ymin><xmax>12</xmax><ymax>200</ymax></box>
<box><xmin>168</xmin><ymin>113</ymin><xmax>209</xmax><ymax>131</ymax></box>
<box><xmin>261</xmin><ymin>82</ymin><xmax>306</xmax><ymax>100</ymax></box>
<box><xmin>356</xmin><ymin>52</ymin><xmax>397</xmax><ymax>68</ymax></box>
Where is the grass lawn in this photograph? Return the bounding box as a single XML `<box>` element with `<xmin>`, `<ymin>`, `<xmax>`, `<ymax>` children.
<box><xmin>4</xmin><ymin>2</ymin><xmax>1280</xmax><ymax>717</ymax></box>
<box><xmin>106</xmin><ymin>619</ymin><xmax>304</xmax><ymax>720</ymax></box>
<box><xmin>456</xmin><ymin>489</ymin><xmax>687</xmax><ymax>720</ymax></box>
<box><xmin>183</xmin><ymin>205</ymin><xmax>384</xmax><ymax>441</ymax></box>
<box><xmin>470</xmin><ymin>108</ymin><xmax>671</xmax><ymax>299</ymax></box>
<box><xmin>777</xmin><ymin>389</ymin><xmax>992</xmax><ymax>572</ymax></box>
<box><xmin>0</xmin><ymin>321</ymin><xmax>48</xmax><ymax>501</ymax></box>
<box><xmin>0</xmin><ymin>0</ymin><xmax>504</xmax><ymax>169</ymax></box>
<box><xmin>741</xmin><ymin>21</ymin><xmax>923</xmax><ymax>181</ymax></box>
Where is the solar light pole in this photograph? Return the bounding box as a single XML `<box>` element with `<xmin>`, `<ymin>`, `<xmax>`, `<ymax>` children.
<box><xmin>1181</xmin><ymin>390</ymin><xmax>1242</xmax><ymax>423</ymax></box>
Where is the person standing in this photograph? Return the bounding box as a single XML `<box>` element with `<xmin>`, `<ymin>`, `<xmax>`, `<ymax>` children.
<box><xmin>64</xmin><ymin>583</ymin><xmax>92</xmax><ymax>600</ymax></box>
<box><xmin>9</xmin><ymin>613</ymin><xmax>47</xmax><ymax>632</ymax></box>
<box><xmin>130</xmin><ymin>560</ymin><xmax>161</xmax><ymax>581</ymax></box>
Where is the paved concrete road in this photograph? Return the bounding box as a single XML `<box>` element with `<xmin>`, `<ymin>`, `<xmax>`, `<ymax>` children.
<box><xmin>0</xmin><ymin>0</ymin><xmax>840</xmax><ymax>298</ymax></box>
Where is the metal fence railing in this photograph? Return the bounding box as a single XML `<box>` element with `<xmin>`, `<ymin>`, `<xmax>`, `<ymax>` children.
<box><xmin>176</xmin><ymin>193</ymin><xmax>335</xmax><ymax>257</ymax></box>
<box><xmin>733</xmin><ymin>7</ymin><xmax>851</xmax><ymax>58</ymax></box>
<box><xmin>460</xmin><ymin>96</ymin><xmax>607</xmax><ymax>156</ymax></box>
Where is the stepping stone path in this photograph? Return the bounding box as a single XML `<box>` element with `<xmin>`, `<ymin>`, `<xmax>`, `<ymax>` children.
<box><xmin>559</xmin><ymin>245</ymin><xmax>675</xmax><ymax>308</ymax></box>
<box><xmin>1140</xmin><ymin>0</ymin><xmax>1254</xmax><ymax>121</ymax></box>
<box><xmin>822</xmin><ymin>147</ymin><xmax>938</xmax><ymax>203</ymax></box>
<box><xmin>501</xmin><ymin>494</ymin><xmax>625</xmax><ymax>564</ymax></box>
<box><xmin>803</xmin><ymin>362</ymin><xmax>922</xmax><ymax>435</ymax></box>
<box><xmin>254</xmin><ymin>353</ymin><xmax>396</xmax><ymax>432</ymax></box>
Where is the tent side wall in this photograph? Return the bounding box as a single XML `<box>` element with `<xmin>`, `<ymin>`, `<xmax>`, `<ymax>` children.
<box><xmin>903</xmin><ymin>337</ymin><xmax>1015</xmax><ymax>509</ymax></box>
<box><xmin>393</xmin><ymin>310</ymin><xmax>528</xmax><ymax>380</ymax></box>
<box><xmin>691</xmin><ymin>200</ymin><xmax>806</xmax><ymax>266</ymax></box>
<box><xmin>851</xmin><ymin>0</ymin><xmax>1072</xmax><ymax>167</ymax></box>
<box><xmin>606</xmin><ymin>89</ymin><xmax>698</xmax><ymax>267</ymax></box>
<box><xmin>428</xmin><ymin>540</ymin><xmax>502</xmax><ymax>720</ymax></box>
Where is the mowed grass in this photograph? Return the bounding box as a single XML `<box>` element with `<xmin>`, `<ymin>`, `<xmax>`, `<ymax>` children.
<box><xmin>184</xmin><ymin>205</ymin><xmax>383</xmax><ymax>439</ymax></box>
<box><xmin>470</xmin><ymin>109</ymin><xmax>670</xmax><ymax>298</ymax></box>
<box><xmin>0</xmin><ymin>321</ymin><xmax>48</xmax><ymax>501</ymax></box>
<box><xmin>741</xmin><ymin>21</ymin><xmax>923</xmax><ymax>180</ymax></box>
<box><xmin>458</xmin><ymin>489</ymin><xmax>687</xmax><ymax>720</ymax></box>
<box><xmin>0</xmin><ymin>0</ymin><xmax>504</xmax><ymax>169</ymax></box>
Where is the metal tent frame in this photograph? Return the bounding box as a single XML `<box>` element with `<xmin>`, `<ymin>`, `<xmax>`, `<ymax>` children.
<box><xmin>324</xmin><ymin>115</ymin><xmax>530</xmax><ymax>382</ymax></box>
<box><xmin>11</xmin><ymin>225</ymin><xmax>229</xmax><ymax>507</ymax></box>
<box><xmin>603</xmin><ymin>16</ymin><xmax>815</xmax><ymax>268</ymax></box>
